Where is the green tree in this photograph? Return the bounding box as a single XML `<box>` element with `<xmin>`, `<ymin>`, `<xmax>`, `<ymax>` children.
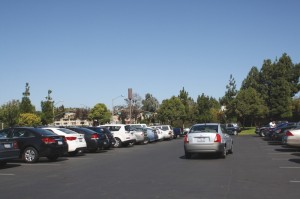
<box><xmin>41</xmin><ymin>90</ymin><xmax>54</xmax><ymax>125</ymax></box>
<box><xmin>241</xmin><ymin>67</ymin><xmax>260</xmax><ymax>91</ymax></box>
<box><xmin>19</xmin><ymin>82</ymin><xmax>36</xmax><ymax>114</ymax></box>
<box><xmin>235</xmin><ymin>88</ymin><xmax>268</xmax><ymax>126</ymax></box>
<box><xmin>18</xmin><ymin>113</ymin><xmax>41</xmax><ymax>126</ymax></box>
<box><xmin>157</xmin><ymin>96</ymin><xmax>185</xmax><ymax>125</ymax></box>
<box><xmin>195</xmin><ymin>94</ymin><xmax>220</xmax><ymax>123</ymax></box>
<box><xmin>88</xmin><ymin>103</ymin><xmax>111</xmax><ymax>125</ymax></box>
<box><xmin>0</xmin><ymin>100</ymin><xmax>20</xmax><ymax>127</ymax></box>
<box><xmin>220</xmin><ymin>74</ymin><xmax>238</xmax><ymax>122</ymax></box>
<box><xmin>142</xmin><ymin>93</ymin><xmax>160</xmax><ymax>124</ymax></box>
<box><xmin>178</xmin><ymin>87</ymin><xmax>194</xmax><ymax>127</ymax></box>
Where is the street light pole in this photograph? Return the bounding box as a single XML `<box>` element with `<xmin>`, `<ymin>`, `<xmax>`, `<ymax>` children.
<box><xmin>111</xmin><ymin>95</ymin><xmax>124</xmax><ymax>124</ymax></box>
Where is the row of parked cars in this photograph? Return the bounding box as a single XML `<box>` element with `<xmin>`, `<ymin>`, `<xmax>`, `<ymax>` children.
<box><xmin>255</xmin><ymin>121</ymin><xmax>300</xmax><ymax>147</ymax></box>
<box><xmin>0</xmin><ymin>124</ymin><xmax>178</xmax><ymax>165</ymax></box>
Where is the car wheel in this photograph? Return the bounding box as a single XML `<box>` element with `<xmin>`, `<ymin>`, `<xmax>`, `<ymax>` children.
<box><xmin>143</xmin><ymin>138</ymin><xmax>149</xmax><ymax>145</ymax></box>
<box><xmin>89</xmin><ymin>148</ymin><xmax>98</xmax><ymax>153</ymax></box>
<box><xmin>0</xmin><ymin>161</ymin><xmax>7</xmax><ymax>166</ymax></box>
<box><xmin>114</xmin><ymin>138</ymin><xmax>122</xmax><ymax>148</ymax></box>
<box><xmin>228</xmin><ymin>143</ymin><xmax>233</xmax><ymax>154</ymax></box>
<box><xmin>23</xmin><ymin>147</ymin><xmax>39</xmax><ymax>163</ymax></box>
<box><xmin>220</xmin><ymin>146</ymin><xmax>227</xmax><ymax>159</ymax></box>
<box><xmin>47</xmin><ymin>155</ymin><xmax>59</xmax><ymax>161</ymax></box>
<box><xmin>185</xmin><ymin>151</ymin><xmax>192</xmax><ymax>159</ymax></box>
<box><xmin>68</xmin><ymin>151</ymin><xmax>78</xmax><ymax>156</ymax></box>
<box><xmin>260</xmin><ymin>130</ymin><xmax>266</xmax><ymax>137</ymax></box>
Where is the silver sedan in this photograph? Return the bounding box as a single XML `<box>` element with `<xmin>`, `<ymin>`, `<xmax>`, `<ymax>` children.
<box><xmin>184</xmin><ymin>123</ymin><xmax>233</xmax><ymax>159</ymax></box>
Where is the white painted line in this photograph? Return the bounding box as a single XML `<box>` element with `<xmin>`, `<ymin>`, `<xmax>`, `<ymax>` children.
<box><xmin>281</xmin><ymin>166</ymin><xmax>300</xmax><ymax>169</ymax></box>
<box><xmin>0</xmin><ymin>173</ymin><xmax>15</xmax><ymax>176</ymax></box>
<box><xmin>290</xmin><ymin>181</ymin><xmax>300</xmax><ymax>183</ymax></box>
<box><xmin>20</xmin><ymin>163</ymin><xmax>61</xmax><ymax>166</ymax></box>
<box><xmin>272</xmin><ymin>158</ymin><xmax>290</xmax><ymax>160</ymax></box>
<box><xmin>268</xmin><ymin>153</ymin><xmax>294</xmax><ymax>155</ymax></box>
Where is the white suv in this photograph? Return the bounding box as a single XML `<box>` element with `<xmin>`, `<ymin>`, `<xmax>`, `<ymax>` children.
<box><xmin>101</xmin><ymin>124</ymin><xmax>136</xmax><ymax>147</ymax></box>
<box><xmin>156</xmin><ymin>125</ymin><xmax>174</xmax><ymax>140</ymax></box>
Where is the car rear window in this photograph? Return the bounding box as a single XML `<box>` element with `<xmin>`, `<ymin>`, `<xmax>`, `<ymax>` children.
<box><xmin>35</xmin><ymin>128</ymin><xmax>58</xmax><ymax>136</ymax></box>
<box><xmin>190</xmin><ymin>125</ymin><xmax>218</xmax><ymax>133</ymax></box>
<box><xmin>58</xmin><ymin>128</ymin><xmax>78</xmax><ymax>134</ymax></box>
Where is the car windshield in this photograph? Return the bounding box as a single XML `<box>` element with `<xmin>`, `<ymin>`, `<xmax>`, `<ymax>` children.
<box><xmin>190</xmin><ymin>125</ymin><xmax>218</xmax><ymax>133</ymax></box>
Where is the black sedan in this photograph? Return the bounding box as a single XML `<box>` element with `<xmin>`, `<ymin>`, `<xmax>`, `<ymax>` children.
<box><xmin>86</xmin><ymin>127</ymin><xmax>116</xmax><ymax>150</ymax></box>
<box><xmin>0</xmin><ymin>134</ymin><xmax>20</xmax><ymax>166</ymax></box>
<box><xmin>0</xmin><ymin>127</ymin><xmax>68</xmax><ymax>163</ymax></box>
<box><xmin>66</xmin><ymin>127</ymin><xmax>108</xmax><ymax>152</ymax></box>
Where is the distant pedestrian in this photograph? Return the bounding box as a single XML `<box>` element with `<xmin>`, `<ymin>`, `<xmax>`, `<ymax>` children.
<box><xmin>269</xmin><ymin>121</ymin><xmax>276</xmax><ymax>128</ymax></box>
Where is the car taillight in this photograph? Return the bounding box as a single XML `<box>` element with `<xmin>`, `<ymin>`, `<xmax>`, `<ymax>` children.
<box><xmin>66</xmin><ymin>137</ymin><xmax>77</xmax><ymax>141</ymax></box>
<box><xmin>214</xmin><ymin>134</ymin><xmax>222</xmax><ymax>143</ymax></box>
<box><xmin>13</xmin><ymin>141</ymin><xmax>18</xmax><ymax>149</ymax></box>
<box><xmin>42</xmin><ymin>137</ymin><xmax>56</xmax><ymax>144</ymax></box>
<box><xmin>184</xmin><ymin>135</ymin><xmax>189</xmax><ymax>143</ymax></box>
<box><xmin>91</xmin><ymin>133</ymin><xmax>99</xmax><ymax>139</ymax></box>
<box><xmin>286</xmin><ymin>131</ymin><xmax>294</xmax><ymax>136</ymax></box>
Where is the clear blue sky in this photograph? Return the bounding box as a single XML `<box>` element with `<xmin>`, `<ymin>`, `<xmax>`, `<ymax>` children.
<box><xmin>1</xmin><ymin>0</ymin><xmax>299</xmax><ymax>110</ymax></box>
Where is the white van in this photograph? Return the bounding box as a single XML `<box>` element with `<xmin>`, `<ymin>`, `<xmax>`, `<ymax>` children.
<box><xmin>100</xmin><ymin>124</ymin><xmax>136</xmax><ymax>147</ymax></box>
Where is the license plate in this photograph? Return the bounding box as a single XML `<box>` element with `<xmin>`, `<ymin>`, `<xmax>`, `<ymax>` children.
<box><xmin>58</xmin><ymin>141</ymin><xmax>63</xmax><ymax>145</ymax></box>
<box><xmin>197</xmin><ymin>138</ymin><xmax>205</xmax><ymax>142</ymax></box>
<box><xmin>4</xmin><ymin>143</ymin><xmax>12</xmax><ymax>148</ymax></box>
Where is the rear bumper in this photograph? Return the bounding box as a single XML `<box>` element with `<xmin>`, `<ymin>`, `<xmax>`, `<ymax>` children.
<box><xmin>184</xmin><ymin>143</ymin><xmax>225</xmax><ymax>153</ymax></box>
<box><xmin>0</xmin><ymin>149</ymin><xmax>20</xmax><ymax>161</ymax></box>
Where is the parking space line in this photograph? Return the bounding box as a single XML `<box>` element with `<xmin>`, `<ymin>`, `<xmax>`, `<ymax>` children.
<box><xmin>19</xmin><ymin>163</ymin><xmax>62</xmax><ymax>166</ymax></box>
<box><xmin>272</xmin><ymin>158</ymin><xmax>290</xmax><ymax>160</ymax></box>
<box><xmin>290</xmin><ymin>181</ymin><xmax>300</xmax><ymax>183</ymax></box>
<box><xmin>0</xmin><ymin>173</ymin><xmax>15</xmax><ymax>176</ymax></box>
<box><xmin>280</xmin><ymin>167</ymin><xmax>300</xmax><ymax>169</ymax></box>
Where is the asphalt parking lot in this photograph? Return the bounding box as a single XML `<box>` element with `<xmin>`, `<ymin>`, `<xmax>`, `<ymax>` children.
<box><xmin>1</xmin><ymin>135</ymin><xmax>300</xmax><ymax>199</ymax></box>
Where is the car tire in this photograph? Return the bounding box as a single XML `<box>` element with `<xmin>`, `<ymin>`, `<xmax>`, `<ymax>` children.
<box><xmin>23</xmin><ymin>147</ymin><xmax>39</xmax><ymax>163</ymax></box>
<box><xmin>185</xmin><ymin>151</ymin><xmax>192</xmax><ymax>159</ymax></box>
<box><xmin>220</xmin><ymin>146</ymin><xmax>227</xmax><ymax>159</ymax></box>
<box><xmin>260</xmin><ymin>130</ymin><xmax>266</xmax><ymax>137</ymax></box>
<box><xmin>228</xmin><ymin>144</ymin><xmax>233</xmax><ymax>154</ymax></box>
<box><xmin>47</xmin><ymin>155</ymin><xmax>59</xmax><ymax>161</ymax></box>
<box><xmin>68</xmin><ymin>151</ymin><xmax>78</xmax><ymax>156</ymax></box>
<box><xmin>114</xmin><ymin>138</ymin><xmax>122</xmax><ymax>148</ymax></box>
<box><xmin>143</xmin><ymin>138</ymin><xmax>149</xmax><ymax>145</ymax></box>
<box><xmin>0</xmin><ymin>161</ymin><xmax>7</xmax><ymax>166</ymax></box>
<box><xmin>89</xmin><ymin>148</ymin><xmax>98</xmax><ymax>153</ymax></box>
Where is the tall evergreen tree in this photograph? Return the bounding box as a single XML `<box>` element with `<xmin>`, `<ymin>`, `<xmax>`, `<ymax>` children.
<box><xmin>41</xmin><ymin>90</ymin><xmax>54</xmax><ymax>125</ymax></box>
<box><xmin>220</xmin><ymin>74</ymin><xmax>238</xmax><ymax>122</ymax></box>
<box><xmin>19</xmin><ymin>82</ymin><xmax>35</xmax><ymax>113</ymax></box>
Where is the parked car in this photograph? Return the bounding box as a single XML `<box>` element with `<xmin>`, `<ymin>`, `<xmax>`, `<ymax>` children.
<box><xmin>173</xmin><ymin>127</ymin><xmax>183</xmax><ymax>138</ymax></box>
<box><xmin>142</xmin><ymin>127</ymin><xmax>158</xmax><ymax>143</ymax></box>
<box><xmin>268</xmin><ymin>122</ymin><xmax>298</xmax><ymax>141</ymax></box>
<box><xmin>86</xmin><ymin>126</ymin><xmax>116</xmax><ymax>149</ymax></box>
<box><xmin>226</xmin><ymin>123</ymin><xmax>241</xmax><ymax>135</ymax></box>
<box><xmin>184</xmin><ymin>123</ymin><xmax>233</xmax><ymax>159</ymax></box>
<box><xmin>66</xmin><ymin>127</ymin><xmax>108</xmax><ymax>152</ymax></box>
<box><xmin>151</xmin><ymin>127</ymin><xmax>164</xmax><ymax>141</ymax></box>
<box><xmin>41</xmin><ymin>127</ymin><xmax>87</xmax><ymax>156</ymax></box>
<box><xmin>0</xmin><ymin>134</ymin><xmax>20</xmax><ymax>166</ymax></box>
<box><xmin>282</xmin><ymin>127</ymin><xmax>300</xmax><ymax>147</ymax></box>
<box><xmin>127</xmin><ymin>125</ymin><xmax>148</xmax><ymax>144</ymax></box>
<box><xmin>153</xmin><ymin>125</ymin><xmax>173</xmax><ymax>140</ymax></box>
<box><xmin>0</xmin><ymin>127</ymin><xmax>68</xmax><ymax>163</ymax></box>
<box><xmin>100</xmin><ymin>124</ymin><xmax>136</xmax><ymax>148</ymax></box>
